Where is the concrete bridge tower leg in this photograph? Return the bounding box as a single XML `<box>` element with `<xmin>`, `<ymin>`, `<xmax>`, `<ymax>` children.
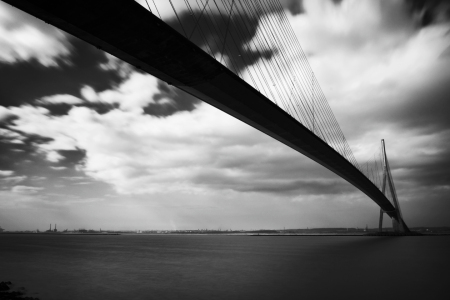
<box><xmin>392</xmin><ymin>219</ymin><xmax>400</xmax><ymax>231</ymax></box>
<box><xmin>378</xmin><ymin>163</ymin><xmax>387</xmax><ymax>232</ymax></box>
<box><xmin>378</xmin><ymin>209</ymin><xmax>384</xmax><ymax>232</ymax></box>
<box><xmin>382</xmin><ymin>140</ymin><xmax>408</xmax><ymax>233</ymax></box>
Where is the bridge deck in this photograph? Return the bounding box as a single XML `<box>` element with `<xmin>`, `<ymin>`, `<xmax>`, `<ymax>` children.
<box><xmin>4</xmin><ymin>0</ymin><xmax>408</xmax><ymax>228</ymax></box>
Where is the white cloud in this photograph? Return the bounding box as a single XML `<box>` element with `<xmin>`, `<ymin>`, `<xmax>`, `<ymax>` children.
<box><xmin>287</xmin><ymin>0</ymin><xmax>450</xmax><ymax>130</ymax></box>
<box><xmin>0</xmin><ymin>127</ymin><xmax>25</xmax><ymax>144</ymax></box>
<box><xmin>78</xmin><ymin>73</ymin><xmax>161</xmax><ymax>112</ymax></box>
<box><xmin>0</xmin><ymin>2</ymin><xmax>71</xmax><ymax>66</ymax></box>
<box><xmin>99</xmin><ymin>53</ymin><xmax>134</xmax><ymax>78</ymax></box>
<box><xmin>12</xmin><ymin>185</ymin><xmax>44</xmax><ymax>194</ymax></box>
<box><xmin>60</xmin><ymin>176</ymin><xmax>86</xmax><ymax>181</ymax></box>
<box><xmin>7</xmin><ymin>89</ymin><xmax>330</xmax><ymax>196</ymax></box>
<box><xmin>38</xmin><ymin>94</ymin><xmax>84</xmax><ymax>105</ymax></box>
<box><xmin>91</xmin><ymin>72</ymin><xmax>161</xmax><ymax>111</ymax></box>
<box><xmin>50</xmin><ymin>166</ymin><xmax>67</xmax><ymax>170</ymax></box>
<box><xmin>80</xmin><ymin>86</ymin><xmax>98</xmax><ymax>102</ymax></box>
<box><xmin>0</xmin><ymin>170</ymin><xmax>14</xmax><ymax>176</ymax></box>
<box><xmin>46</xmin><ymin>151</ymin><xmax>64</xmax><ymax>163</ymax></box>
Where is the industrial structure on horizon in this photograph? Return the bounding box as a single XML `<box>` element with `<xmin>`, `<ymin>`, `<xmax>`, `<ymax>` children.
<box><xmin>46</xmin><ymin>224</ymin><xmax>57</xmax><ymax>233</ymax></box>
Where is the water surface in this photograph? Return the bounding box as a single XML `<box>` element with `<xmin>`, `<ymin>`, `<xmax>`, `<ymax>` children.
<box><xmin>1</xmin><ymin>234</ymin><xmax>449</xmax><ymax>299</ymax></box>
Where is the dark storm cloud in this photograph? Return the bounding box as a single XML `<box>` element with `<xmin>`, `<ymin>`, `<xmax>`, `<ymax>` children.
<box><xmin>144</xmin><ymin>4</ymin><xmax>278</xmax><ymax>117</ymax></box>
<box><xmin>190</xmin><ymin>151</ymin><xmax>354</xmax><ymax>196</ymax></box>
<box><xmin>239</xmin><ymin>179</ymin><xmax>353</xmax><ymax>195</ymax></box>
<box><xmin>387</xmin><ymin>73</ymin><xmax>450</xmax><ymax>134</ymax></box>
<box><xmin>37</xmin><ymin>102</ymin><xmax>120</xmax><ymax>116</ymax></box>
<box><xmin>371</xmin><ymin>67</ymin><xmax>450</xmax><ymax>193</ymax></box>
<box><xmin>0</xmin><ymin>124</ymin><xmax>85</xmax><ymax>173</ymax></box>
<box><xmin>0</xmin><ymin>39</ymin><xmax>124</xmax><ymax>109</ymax></box>
<box><xmin>0</xmin><ymin>132</ymin><xmax>110</xmax><ymax>199</ymax></box>
<box><xmin>403</xmin><ymin>155</ymin><xmax>450</xmax><ymax>188</ymax></box>
<box><xmin>391</xmin><ymin>132</ymin><xmax>450</xmax><ymax>188</ymax></box>
<box><xmin>57</xmin><ymin>149</ymin><xmax>86</xmax><ymax>167</ymax></box>
<box><xmin>0</xmin><ymin>128</ymin><xmax>97</xmax><ymax>198</ymax></box>
<box><xmin>0</xmin><ymin>131</ymin><xmax>52</xmax><ymax>178</ymax></box>
<box><xmin>143</xmin><ymin>80</ymin><xmax>200</xmax><ymax>116</ymax></box>
<box><xmin>165</xmin><ymin>6</ymin><xmax>274</xmax><ymax>73</ymax></box>
<box><xmin>330</xmin><ymin>0</ymin><xmax>343</xmax><ymax>6</ymax></box>
<box><xmin>0</xmin><ymin>112</ymin><xmax>18</xmax><ymax>125</ymax></box>
<box><xmin>193</xmin><ymin>169</ymin><xmax>352</xmax><ymax>195</ymax></box>
<box><xmin>279</xmin><ymin>0</ymin><xmax>304</xmax><ymax>15</ymax></box>
<box><xmin>405</xmin><ymin>0</ymin><xmax>450</xmax><ymax>27</ymax></box>
<box><xmin>148</xmin><ymin>1</ymin><xmax>307</xmax><ymax>116</ymax></box>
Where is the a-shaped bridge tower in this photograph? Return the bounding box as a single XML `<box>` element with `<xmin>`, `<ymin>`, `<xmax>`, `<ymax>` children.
<box><xmin>3</xmin><ymin>0</ymin><xmax>409</xmax><ymax>232</ymax></box>
<box><xmin>378</xmin><ymin>140</ymin><xmax>407</xmax><ymax>232</ymax></box>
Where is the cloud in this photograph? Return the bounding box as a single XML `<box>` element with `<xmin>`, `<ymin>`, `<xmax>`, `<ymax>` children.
<box><xmin>50</xmin><ymin>166</ymin><xmax>67</xmax><ymax>170</ymax></box>
<box><xmin>0</xmin><ymin>2</ymin><xmax>71</xmax><ymax>66</ymax></box>
<box><xmin>60</xmin><ymin>176</ymin><xmax>87</xmax><ymax>181</ymax></box>
<box><xmin>161</xmin><ymin>2</ymin><xmax>274</xmax><ymax>73</ymax></box>
<box><xmin>287</xmin><ymin>0</ymin><xmax>450</xmax><ymax>136</ymax></box>
<box><xmin>1</xmin><ymin>0</ymin><xmax>450</xmax><ymax>229</ymax></box>
<box><xmin>0</xmin><ymin>189</ymin><xmax>39</xmax><ymax>209</ymax></box>
<box><xmin>283</xmin><ymin>0</ymin><xmax>450</xmax><ymax>206</ymax></box>
<box><xmin>0</xmin><ymin>127</ymin><xmax>25</xmax><ymax>144</ymax></box>
<box><xmin>0</xmin><ymin>106</ymin><xmax>16</xmax><ymax>123</ymax></box>
<box><xmin>46</xmin><ymin>151</ymin><xmax>64</xmax><ymax>163</ymax></box>
<box><xmin>280</xmin><ymin>0</ymin><xmax>305</xmax><ymax>15</ymax></box>
<box><xmin>38</xmin><ymin>94</ymin><xmax>84</xmax><ymax>105</ymax></box>
<box><xmin>84</xmin><ymin>73</ymin><xmax>201</xmax><ymax>117</ymax></box>
<box><xmin>83</xmin><ymin>72</ymin><xmax>158</xmax><ymax>111</ymax></box>
<box><xmin>405</xmin><ymin>0</ymin><xmax>450</xmax><ymax>27</ymax></box>
<box><xmin>4</xmin><ymin>0</ymin><xmax>448</xmax><ymax>202</ymax></box>
<box><xmin>29</xmin><ymin>71</ymin><xmax>202</xmax><ymax>117</ymax></box>
<box><xmin>99</xmin><ymin>53</ymin><xmax>134</xmax><ymax>78</ymax></box>
<box><xmin>0</xmin><ymin>170</ymin><xmax>14</xmax><ymax>176</ymax></box>
<box><xmin>144</xmin><ymin>80</ymin><xmax>201</xmax><ymax>116</ymax></box>
<box><xmin>11</xmin><ymin>185</ymin><xmax>43</xmax><ymax>194</ymax></box>
<box><xmin>0</xmin><ymin>176</ymin><xmax>27</xmax><ymax>184</ymax></box>
<box><xmin>5</xmin><ymin>95</ymin><xmax>343</xmax><ymax>197</ymax></box>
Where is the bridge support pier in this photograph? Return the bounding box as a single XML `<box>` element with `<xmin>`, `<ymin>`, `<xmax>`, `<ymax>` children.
<box><xmin>392</xmin><ymin>219</ymin><xmax>400</xmax><ymax>232</ymax></box>
<box><xmin>378</xmin><ymin>209</ymin><xmax>384</xmax><ymax>232</ymax></box>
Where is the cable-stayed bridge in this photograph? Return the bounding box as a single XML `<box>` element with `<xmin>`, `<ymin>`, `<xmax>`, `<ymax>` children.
<box><xmin>3</xmin><ymin>0</ymin><xmax>409</xmax><ymax>232</ymax></box>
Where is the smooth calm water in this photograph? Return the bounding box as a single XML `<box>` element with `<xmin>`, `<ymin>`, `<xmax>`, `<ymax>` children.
<box><xmin>0</xmin><ymin>234</ymin><xmax>449</xmax><ymax>300</ymax></box>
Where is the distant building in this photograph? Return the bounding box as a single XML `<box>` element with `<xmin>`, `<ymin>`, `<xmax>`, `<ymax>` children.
<box><xmin>0</xmin><ymin>226</ymin><xmax>4</xmax><ymax>233</ymax></box>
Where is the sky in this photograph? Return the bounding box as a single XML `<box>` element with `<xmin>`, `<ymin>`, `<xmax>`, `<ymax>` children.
<box><xmin>1</xmin><ymin>0</ymin><xmax>449</xmax><ymax>231</ymax></box>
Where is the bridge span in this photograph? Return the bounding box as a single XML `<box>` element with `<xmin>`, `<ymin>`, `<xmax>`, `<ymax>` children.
<box><xmin>3</xmin><ymin>0</ymin><xmax>409</xmax><ymax>231</ymax></box>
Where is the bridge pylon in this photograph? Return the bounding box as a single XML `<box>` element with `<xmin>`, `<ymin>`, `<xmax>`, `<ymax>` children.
<box><xmin>378</xmin><ymin>140</ymin><xmax>409</xmax><ymax>233</ymax></box>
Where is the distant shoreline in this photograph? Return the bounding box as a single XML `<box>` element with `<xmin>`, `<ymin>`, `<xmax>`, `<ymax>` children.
<box><xmin>0</xmin><ymin>232</ymin><xmax>120</xmax><ymax>235</ymax></box>
<box><xmin>1</xmin><ymin>232</ymin><xmax>449</xmax><ymax>236</ymax></box>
